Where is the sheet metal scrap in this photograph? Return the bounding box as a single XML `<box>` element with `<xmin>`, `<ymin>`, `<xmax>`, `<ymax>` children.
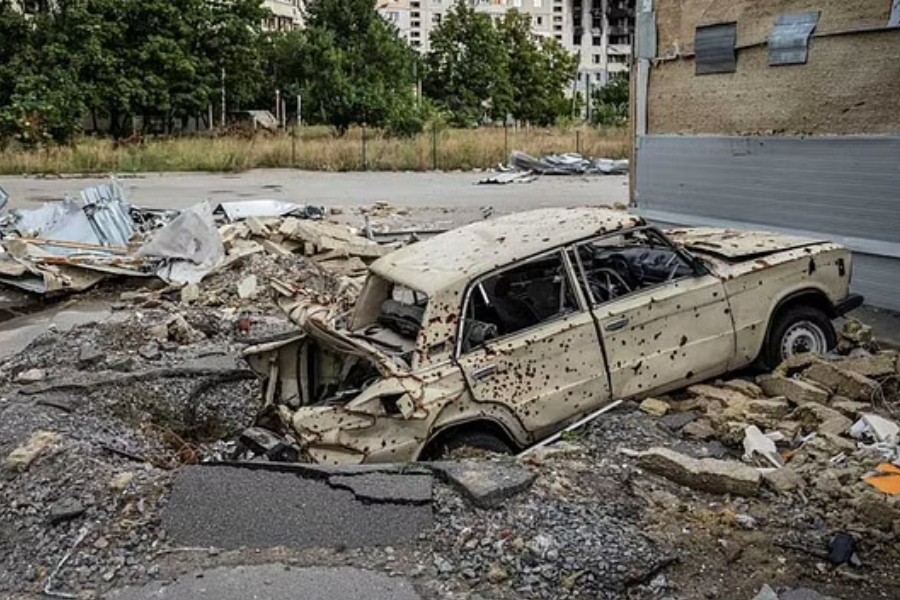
<box><xmin>507</xmin><ymin>151</ymin><xmax>629</xmax><ymax>176</ymax></box>
<box><xmin>0</xmin><ymin>180</ymin><xmax>172</xmax><ymax>295</ymax></box>
<box><xmin>214</xmin><ymin>200</ymin><xmax>326</xmax><ymax>223</ymax></box>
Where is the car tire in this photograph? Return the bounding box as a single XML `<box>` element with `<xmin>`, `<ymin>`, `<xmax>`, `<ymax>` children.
<box><xmin>761</xmin><ymin>305</ymin><xmax>837</xmax><ymax>370</ymax></box>
<box><xmin>424</xmin><ymin>430</ymin><xmax>513</xmax><ymax>460</ymax></box>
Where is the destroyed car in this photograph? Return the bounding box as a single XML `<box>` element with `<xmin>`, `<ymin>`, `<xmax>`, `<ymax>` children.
<box><xmin>244</xmin><ymin>207</ymin><xmax>863</xmax><ymax>464</ymax></box>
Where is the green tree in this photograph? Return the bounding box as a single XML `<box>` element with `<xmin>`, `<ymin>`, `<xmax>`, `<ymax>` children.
<box><xmin>498</xmin><ymin>11</ymin><xmax>577</xmax><ymax>125</ymax></box>
<box><xmin>423</xmin><ymin>4</ymin><xmax>512</xmax><ymax>126</ymax></box>
<box><xmin>268</xmin><ymin>0</ymin><xmax>421</xmax><ymax>134</ymax></box>
<box><xmin>591</xmin><ymin>71</ymin><xmax>629</xmax><ymax>126</ymax></box>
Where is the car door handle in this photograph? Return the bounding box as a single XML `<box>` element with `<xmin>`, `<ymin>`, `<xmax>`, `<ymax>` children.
<box><xmin>604</xmin><ymin>317</ymin><xmax>630</xmax><ymax>332</ymax></box>
<box><xmin>472</xmin><ymin>365</ymin><xmax>497</xmax><ymax>380</ymax></box>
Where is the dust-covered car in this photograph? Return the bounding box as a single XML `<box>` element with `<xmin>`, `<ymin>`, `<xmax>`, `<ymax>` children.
<box><xmin>243</xmin><ymin>207</ymin><xmax>863</xmax><ymax>465</ymax></box>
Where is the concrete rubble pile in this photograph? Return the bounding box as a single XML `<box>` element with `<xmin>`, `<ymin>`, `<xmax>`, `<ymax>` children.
<box><xmin>632</xmin><ymin>324</ymin><xmax>900</xmax><ymax>511</ymax></box>
<box><xmin>0</xmin><ymin>181</ymin><xmax>387</xmax><ymax>302</ymax></box>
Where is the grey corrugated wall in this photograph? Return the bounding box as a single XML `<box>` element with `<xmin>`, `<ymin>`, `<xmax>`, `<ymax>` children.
<box><xmin>634</xmin><ymin>135</ymin><xmax>900</xmax><ymax>310</ymax></box>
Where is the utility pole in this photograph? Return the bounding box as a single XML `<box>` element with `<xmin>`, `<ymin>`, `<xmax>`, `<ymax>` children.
<box><xmin>220</xmin><ymin>67</ymin><xmax>226</xmax><ymax>128</ymax></box>
<box><xmin>276</xmin><ymin>89</ymin><xmax>282</xmax><ymax>127</ymax></box>
<box><xmin>296</xmin><ymin>94</ymin><xmax>302</xmax><ymax>127</ymax></box>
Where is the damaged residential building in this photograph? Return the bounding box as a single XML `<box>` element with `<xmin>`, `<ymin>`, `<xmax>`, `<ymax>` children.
<box><xmin>377</xmin><ymin>0</ymin><xmax>634</xmax><ymax>91</ymax></box>
<box><xmin>630</xmin><ymin>0</ymin><xmax>900</xmax><ymax>310</ymax></box>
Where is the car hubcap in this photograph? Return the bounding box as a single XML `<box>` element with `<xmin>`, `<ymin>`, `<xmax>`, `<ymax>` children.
<box><xmin>780</xmin><ymin>321</ymin><xmax>827</xmax><ymax>359</ymax></box>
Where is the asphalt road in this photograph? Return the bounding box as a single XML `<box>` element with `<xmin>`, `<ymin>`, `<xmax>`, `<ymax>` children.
<box><xmin>162</xmin><ymin>466</ymin><xmax>433</xmax><ymax>550</ymax></box>
<box><xmin>106</xmin><ymin>564</ymin><xmax>423</xmax><ymax>600</ymax></box>
<box><xmin>0</xmin><ymin>170</ymin><xmax>630</xmax><ymax>223</ymax></box>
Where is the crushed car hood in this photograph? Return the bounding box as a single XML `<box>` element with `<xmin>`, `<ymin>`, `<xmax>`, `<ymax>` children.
<box><xmin>276</xmin><ymin>296</ymin><xmax>405</xmax><ymax>376</ymax></box>
<box><xmin>666</xmin><ymin>227</ymin><xmax>824</xmax><ymax>261</ymax></box>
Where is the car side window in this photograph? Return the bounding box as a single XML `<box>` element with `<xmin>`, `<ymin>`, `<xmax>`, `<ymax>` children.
<box><xmin>574</xmin><ymin>229</ymin><xmax>695</xmax><ymax>305</ymax></box>
<box><xmin>459</xmin><ymin>252</ymin><xmax>578</xmax><ymax>354</ymax></box>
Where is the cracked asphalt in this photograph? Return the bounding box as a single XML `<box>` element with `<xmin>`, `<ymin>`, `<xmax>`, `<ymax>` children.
<box><xmin>162</xmin><ymin>465</ymin><xmax>433</xmax><ymax>550</ymax></box>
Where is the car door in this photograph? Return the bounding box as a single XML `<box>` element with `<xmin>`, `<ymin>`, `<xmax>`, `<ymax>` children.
<box><xmin>572</xmin><ymin>228</ymin><xmax>735</xmax><ymax>400</ymax></box>
<box><xmin>454</xmin><ymin>250</ymin><xmax>612</xmax><ymax>440</ymax></box>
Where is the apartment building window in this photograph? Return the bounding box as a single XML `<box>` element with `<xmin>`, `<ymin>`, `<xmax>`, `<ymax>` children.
<box><xmin>411</xmin><ymin>1</ymin><xmax>420</xmax><ymax>6</ymax></box>
<box><xmin>553</xmin><ymin>24</ymin><xmax>562</xmax><ymax>31</ymax></box>
<box><xmin>433</xmin><ymin>13</ymin><xmax>442</xmax><ymax>24</ymax></box>
<box><xmin>553</xmin><ymin>15</ymin><xmax>562</xmax><ymax>23</ymax></box>
<box><xmin>533</xmin><ymin>0</ymin><xmax>542</xmax><ymax>6</ymax></box>
<box><xmin>510</xmin><ymin>0</ymin><xmax>523</xmax><ymax>7</ymax></box>
<box><xmin>592</xmin><ymin>36</ymin><xmax>602</xmax><ymax>46</ymax></box>
<box><xmin>412</xmin><ymin>20</ymin><xmax>421</xmax><ymax>27</ymax></box>
<box><xmin>553</xmin><ymin>5</ymin><xmax>562</xmax><ymax>12</ymax></box>
<box><xmin>608</xmin><ymin>54</ymin><xmax>628</xmax><ymax>64</ymax></box>
<box><xmin>535</xmin><ymin>16</ymin><xmax>543</xmax><ymax>25</ymax></box>
<box><xmin>592</xmin><ymin>54</ymin><xmax>601</xmax><ymax>64</ymax></box>
<box><xmin>554</xmin><ymin>33</ymin><xmax>562</xmax><ymax>41</ymax></box>
<box><xmin>411</xmin><ymin>30</ymin><xmax>421</xmax><ymax>38</ymax></box>
<box><xmin>411</xmin><ymin>11</ymin><xmax>420</xmax><ymax>17</ymax></box>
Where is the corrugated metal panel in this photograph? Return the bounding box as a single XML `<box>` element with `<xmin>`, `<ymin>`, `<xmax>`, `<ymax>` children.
<box><xmin>768</xmin><ymin>12</ymin><xmax>819</xmax><ymax>66</ymax></box>
<box><xmin>852</xmin><ymin>253</ymin><xmax>900</xmax><ymax>312</ymax></box>
<box><xmin>635</xmin><ymin>135</ymin><xmax>900</xmax><ymax>310</ymax></box>
<box><xmin>695</xmin><ymin>23</ymin><xmax>737</xmax><ymax>74</ymax></box>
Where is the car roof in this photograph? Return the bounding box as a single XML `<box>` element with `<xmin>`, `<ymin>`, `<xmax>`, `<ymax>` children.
<box><xmin>369</xmin><ymin>207</ymin><xmax>645</xmax><ymax>296</ymax></box>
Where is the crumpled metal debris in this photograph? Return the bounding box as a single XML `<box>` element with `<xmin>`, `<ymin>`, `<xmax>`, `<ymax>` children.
<box><xmin>506</xmin><ymin>151</ymin><xmax>629</xmax><ymax>176</ymax></box>
<box><xmin>137</xmin><ymin>201</ymin><xmax>225</xmax><ymax>284</ymax></box>
<box><xmin>214</xmin><ymin>200</ymin><xmax>325</xmax><ymax>223</ymax></box>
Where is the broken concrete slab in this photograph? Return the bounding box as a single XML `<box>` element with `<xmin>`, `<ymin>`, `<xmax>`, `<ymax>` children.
<box><xmin>639</xmin><ymin>397</ymin><xmax>669</xmax><ymax>416</ymax></box>
<box><xmin>762</xmin><ymin>466</ymin><xmax>805</xmax><ymax>494</ymax></box>
<box><xmin>803</xmin><ymin>362</ymin><xmax>878</xmax><ymax>402</ymax></box>
<box><xmin>163</xmin><ymin>465</ymin><xmax>432</xmax><ymax>550</ymax></box>
<box><xmin>5</xmin><ymin>430</ymin><xmax>61</xmax><ymax>471</ymax></box>
<box><xmin>658</xmin><ymin>411</ymin><xmax>698</xmax><ymax>431</ymax></box>
<box><xmin>14</xmin><ymin>368</ymin><xmax>46</xmax><ymax>384</ymax></box>
<box><xmin>637</xmin><ymin>447</ymin><xmax>761</xmax><ymax>496</ymax></box>
<box><xmin>682</xmin><ymin>419</ymin><xmax>717</xmax><ymax>441</ymax></box>
<box><xmin>720</xmin><ymin>379</ymin><xmax>765</xmax><ymax>399</ymax></box>
<box><xmin>48</xmin><ymin>497</ymin><xmax>86</xmax><ymax>524</ymax></box>
<box><xmin>774</xmin><ymin>353</ymin><xmax>825</xmax><ymax>376</ymax></box>
<box><xmin>829</xmin><ymin>397</ymin><xmax>870</xmax><ymax>418</ymax></box>
<box><xmin>752</xmin><ymin>584</ymin><xmax>781</xmax><ymax>600</ymax></box>
<box><xmin>430</xmin><ymin>460</ymin><xmax>536</xmax><ymax>509</ymax></box>
<box><xmin>780</xmin><ymin>588</ymin><xmax>845</xmax><ymax>600</ymax></box>
<box><xmin>105</xmin><ymin>564</ymin><xmax>423</xmax><ymax>600</ymax></box>
<box><xmin>328</xmin><ymin>473</ymin><xmax>432</xmax><ymax>504</ymax></box>
<box><xmin>792</xmin><ymin>403</ymin><xmax>853</xmax><ymax>436</ymax></box>
<box><xmin>237</xmin><ymin>274</ymin><xmax>258</xmax><ymax>299</ymax></box>
<box><xmin>837</xmin><ymin>352</ymin><xmax>897</xmax><ymax>378</ymax></box>
<box><xmin>757</xmin><ymin>374</ymin><xmax>829</xmax><ymax>405</ymax></box>
<box><xmin>180</xmin><ymin>282</ymin><xmax>200</xmax><ymax>304</ymax></box>
<box><xmin>687</xmin><ymin>384</ymin><xmax>754</xmax><ymax>407</ymax></box>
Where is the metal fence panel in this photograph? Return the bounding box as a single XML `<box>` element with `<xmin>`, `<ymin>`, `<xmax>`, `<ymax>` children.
<box><xmin>635</xmin><ymin>135</ymin><xmax>900</xmax><ymax>310</ymax></box>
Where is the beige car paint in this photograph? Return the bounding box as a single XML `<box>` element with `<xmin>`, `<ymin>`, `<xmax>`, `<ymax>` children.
<box><xmin>243</xmin><ymin>208</ymin><xmax>856</xmax><ymax>465</ymax></box>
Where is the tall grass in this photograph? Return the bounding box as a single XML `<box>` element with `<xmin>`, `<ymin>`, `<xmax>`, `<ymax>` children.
<box><xmin>0</xmin><ymin>126</ymin><xmax>629</xmax><ymax>175</ymax></box>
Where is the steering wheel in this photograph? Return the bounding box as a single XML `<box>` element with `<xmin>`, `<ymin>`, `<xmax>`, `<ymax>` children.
<box><xmin>607</xmin><ymin>253</ymin><xmax>641</xmax><ymax>289</ymax></box>
<box><xmin>589</xmin><ymin>268</ymin><xmax>632</xmax><ymax>303</ymax></box>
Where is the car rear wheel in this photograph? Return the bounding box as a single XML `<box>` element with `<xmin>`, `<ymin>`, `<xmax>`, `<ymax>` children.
<box><xmin>422</xmin><ymin>430</ymin><xmax>514</xmax><ymax>460</ymax></box>
<box><xmin>761</xmin><ymin>305</ymin><xmax>837</xmax><ymax>370</ymax></box>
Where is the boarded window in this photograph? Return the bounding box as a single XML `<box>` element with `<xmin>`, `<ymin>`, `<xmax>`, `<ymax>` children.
<box><xmin>695</xmin><ymin>23</ymin><xmax>737</xmax><ymax>75</ymax></box>
<box><xmin>768</xmin><ymin>12</ymin><xmax>820</xmax><ymax>66</ymax></box>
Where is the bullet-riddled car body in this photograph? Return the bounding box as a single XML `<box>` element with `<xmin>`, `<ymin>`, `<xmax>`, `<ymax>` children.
<box><xmin>243</xmin><ymin>208</ymin><xmax>862</xmax><ymax>465</ymax></box>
